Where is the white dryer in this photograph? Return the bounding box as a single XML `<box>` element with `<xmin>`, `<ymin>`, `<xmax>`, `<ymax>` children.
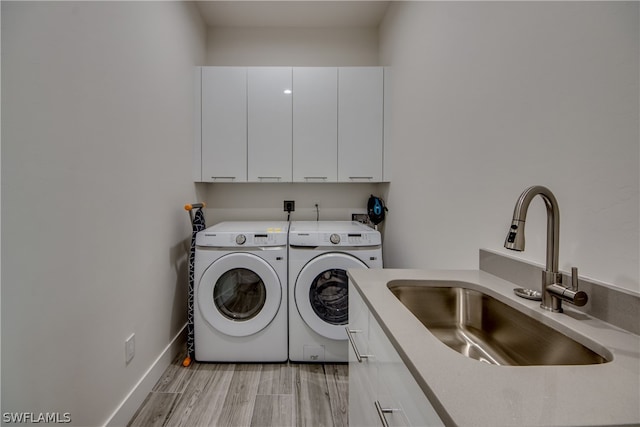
<box><xmin>194</xmin><ymin>221</ymin><xmax>288</xmax><ymax>362</ymax></box>
<box><xmin>288</xmin><ymin>221</ymin><xmax>382</xmax><ymax>362</ymax></box>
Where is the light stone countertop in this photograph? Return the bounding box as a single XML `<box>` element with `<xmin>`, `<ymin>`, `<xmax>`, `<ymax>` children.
<box><xmin>348</xmin><ymin>269</ymin><xmax>640</xmax><ymax>427</ymax></box>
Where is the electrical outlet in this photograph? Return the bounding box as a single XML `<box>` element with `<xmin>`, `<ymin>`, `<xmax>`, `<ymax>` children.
<box><xmin>125</xmin><ymin>334</ymin><xmax>135</xmax><ymax>364</ymax></box>
<box><xmin>284</xmin><ymin>200</ymin><xmax>295</xmax><ymax>212</ymax></box>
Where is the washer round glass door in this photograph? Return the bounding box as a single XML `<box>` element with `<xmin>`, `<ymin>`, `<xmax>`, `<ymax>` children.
<box><xmin>295</xmin><ymin>252</ymin><xmax>367</xmax><ymax>340</ymax></box>
<box><xmin>198</xmin><ymin>252</ymin><xmax>282</xmax><ymax>337</ymax></box>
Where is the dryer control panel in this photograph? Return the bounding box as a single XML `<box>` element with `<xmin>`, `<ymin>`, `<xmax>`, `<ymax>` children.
<box><xmin>289</xmin><ymin>221</ymin><xmax>381</xmax><ymax>247</ymax></box>
<box><xmin>322</xmin><ymin>232</ymin><xmax>377</xmax><ymax>246</ymax></box>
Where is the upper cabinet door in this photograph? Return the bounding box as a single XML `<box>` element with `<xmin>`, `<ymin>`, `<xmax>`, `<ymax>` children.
<box><xmin>383</xmin><ymin>67</ymin><xmax>392</xmax><ymax>182</ymax></box>
<box><xmin>247</xmin><ymin>67</ymin><xmax>293</xmax><ymax>183</ymax></box>
<box><xmin>338</xmin><ymin>67</ymin><xmax>384</xmax><ymax>182</ymax></box>
<box><xmin>201</xmin><ymin>67</ymin><xmax>247</xmax><ymax>182</ymax></box>
<box><xmin>292</xmin><ymin>67</ymin><xmax>338</xmax><ymax>183</ymax></box>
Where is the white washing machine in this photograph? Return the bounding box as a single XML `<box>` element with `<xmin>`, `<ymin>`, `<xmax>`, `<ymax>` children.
<box><xmin>288</xmin><ymin>221</ymin><xmax>382</xmax><ymax>362</ymax></box>
<box><xmin>194</xmin><ymin>221</ymin><xmax>289</xmax><ymax>362</ymax></box>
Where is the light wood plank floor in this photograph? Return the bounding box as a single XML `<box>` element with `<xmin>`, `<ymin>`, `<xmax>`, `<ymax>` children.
<box><xmin>128</xmin><ymin>353</ymin><xmax>348</xmax><ymax>427</ymax></box>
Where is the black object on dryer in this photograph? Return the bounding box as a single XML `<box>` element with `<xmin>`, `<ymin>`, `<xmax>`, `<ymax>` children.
<box><xmin>367</xmin><ymin>195</ymin><xmax>388</xmax><ymax>225</ymax></box>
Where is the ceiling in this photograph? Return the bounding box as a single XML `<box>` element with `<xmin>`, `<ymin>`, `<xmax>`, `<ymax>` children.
<box><xmin>195</xmin><ymin>1</ymin><xmax>391</xmax><ymax>28</ymax></box>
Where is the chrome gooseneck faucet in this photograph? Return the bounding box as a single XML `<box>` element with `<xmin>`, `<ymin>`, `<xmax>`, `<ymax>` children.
<box><xmin>504</xmin><ymin>185</ymin><xmax>588</xmax><ymax>312</ymax></box>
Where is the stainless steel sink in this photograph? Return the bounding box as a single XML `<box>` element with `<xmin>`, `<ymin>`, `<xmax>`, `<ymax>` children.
<box><xmin>388</xmin><ymin>280</ymin><xmax>611</xmax><ymax>366</ymax></box>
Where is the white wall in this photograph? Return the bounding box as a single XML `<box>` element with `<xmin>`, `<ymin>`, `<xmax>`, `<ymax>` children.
<box><xmin>197</xmin><ymin>183</ymin><xmax>380</xmax><ymax>223</ymax></box>
<box><xmin>207</xmin><ymin>26</ymin><xmax>379</xmax><ymax>66</ymax></box>
<box><xmin>199</xmin><ymin>25</ymin><xmax>382</xmax><ymax>223</ymax></box>
<box><xmin>1</xmin><ymin>2</ymin><xmax>206</xmax><ymax>425</ymax></box>
<box><xmin>379</xmin><ymin>2</ymin><xmax>639</xmax><ymax>293</ymax></box>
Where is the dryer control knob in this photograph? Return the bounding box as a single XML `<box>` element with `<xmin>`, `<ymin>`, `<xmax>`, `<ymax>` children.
<box><xmin>236</xmin><ymin>234</ymin><xmax>247</xmax><ymax>245</ymax></box>
<box><xmin>330</xmin><ymin>233</ymin><xmax>341</xmax><ymax>244</ymax></box>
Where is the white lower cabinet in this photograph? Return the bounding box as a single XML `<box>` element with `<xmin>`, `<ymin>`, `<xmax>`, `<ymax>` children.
<box><xmin>348</xmin><ymin>283</ymin><xmax>445</xmax><ymax>427</ymax></box>
<box><xmin>347</xmin><ymin>283</ymin><xmax>378</xmax><ymax>427</ymax></box>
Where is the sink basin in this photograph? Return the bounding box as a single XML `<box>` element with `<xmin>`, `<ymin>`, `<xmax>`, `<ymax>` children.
<box><xmin>388</xmin><ymin>280</ymin><xmax>611</xmax><ymax>366</ymax></box>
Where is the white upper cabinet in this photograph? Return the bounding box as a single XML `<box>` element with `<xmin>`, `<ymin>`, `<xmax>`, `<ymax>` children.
<box><xmin>292</xmin><ymin>67</ymin><xmax>338</xmax><ymax>182</ymax></box>
<box><xmin>247</xmin><ymin>67</ymin><xmax>293</xmax><ymax>182</ymax></box>
<box><xmin>195</xmin><ymin>66</ymin><xmax>389</xmax><ymax>183</ymax></box>
<box><xmin>338</xmin><ymin>67</ymin><xmax>384</xmax><ymax>182</ymax></box>
<box><xmin>383</xmin><ymin>67</ymin><xmax>392</xmax><ymax>182</ymax></box>
<box><xmin>201</xmin><ymin>67</ymin><xmax>247</xmax><ymax>182</ymax></box>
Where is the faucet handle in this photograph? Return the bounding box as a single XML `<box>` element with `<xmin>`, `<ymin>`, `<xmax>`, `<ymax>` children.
<box><xmin>547</xmin><ymin>266</ymin><xmax>588</xmax><ymax>307</ymax></box>
<box><xmin>547</xmin><ymin>283</ymin><xmax>589</xmax><ymax>307</ymax></box>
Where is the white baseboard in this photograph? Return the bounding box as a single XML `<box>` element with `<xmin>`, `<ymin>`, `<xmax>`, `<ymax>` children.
<box><xmin>103</xmin><ymin>325</ymin><xmax>187</xmax><ymax>427</ymax></box>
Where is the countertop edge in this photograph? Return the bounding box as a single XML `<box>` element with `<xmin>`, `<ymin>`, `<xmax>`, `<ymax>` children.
<box><xmin>348</xmin><ymin>268</ymin><xmax>640</xmax><ymax>427</ymax></box>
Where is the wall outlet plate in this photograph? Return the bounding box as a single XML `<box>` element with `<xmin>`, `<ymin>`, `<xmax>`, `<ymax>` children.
<box><xmin>284</xmin><ymin>200</ymin><xmax>295</xmax><ymax>212</ymax></box>
<box><xmin>125</xmin><ymin>334</ymin><xmax>135</xmax><ymax>364</ymax></box>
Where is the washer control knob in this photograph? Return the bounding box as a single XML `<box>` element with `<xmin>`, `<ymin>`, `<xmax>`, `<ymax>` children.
<box><xmin>330</xmin><ymin>233</ymin><xmax>341</xmax><ymax>244</ymax></box>
<box><xmin>235</xmin><ymin>234</ymin><xmax>247</xmax><ymax>245</ymax></box>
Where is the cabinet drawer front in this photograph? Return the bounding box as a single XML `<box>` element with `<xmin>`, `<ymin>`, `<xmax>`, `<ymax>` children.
<box><xmin>372</xmin><ymin>319</ymin><xmax>444</xmax><ymax>427</ymax></box>
<box><xmin>349</xmin><ymin>283</ymin><xmax>370</xmax><ymax>340</ymax></box>
<box><xmin>348</xmin><ymin>283</ymin><xmax>373</xmax><ymax>361</ymax></box>
<box><xmin>349</xmin><ymin>351</ymin><xmax>378</xmax><ymax>427</ymax></box>
<box><xmin>348</xmin><ymin>283</ymin><xmax>378</xmax><ymax>427</ymax></box>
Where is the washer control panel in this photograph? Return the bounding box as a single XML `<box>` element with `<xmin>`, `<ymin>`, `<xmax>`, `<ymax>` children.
<box><xmin>253</xmin><ymin>234</ymin><xmax>270</xmax><ymax>246</ymax></box>
<box><xmin>196</xmin><ymin>222</ymin><xmax>288</xmax><ymax>247</ymax></box>
<box><xmin>200</xmin><ymin>232</ymin><xmax>285</xmax><ymax>247</ymax></box>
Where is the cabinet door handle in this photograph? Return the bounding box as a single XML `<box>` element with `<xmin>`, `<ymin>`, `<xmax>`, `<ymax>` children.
<box><xmin>304</xmin><ymin>176</ymin><xmax>328</xmax><ymax>181</ymax></box>
<box><xmin>374</xmin><ymin>401</ymin><xmax>401</xmax><ymax>427</ymax></box>
<box><xmin>345</xmin><ymin>327</ymin><xmax>372</xmax><ymax>363</ymax></box>
<box><xmin>211</xmin><ymin>176</ymin><xmax>236</xmax><ymax>181</ymax></box>
<box><xmin>349</xmin><ymin>176</ymin><xmax>374</xmax><ymax>181</ymax></box>
<box><xmin>257</xmin><ymin>176</ymin><xmax>282</xmax><ymax>181</ymax></box>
